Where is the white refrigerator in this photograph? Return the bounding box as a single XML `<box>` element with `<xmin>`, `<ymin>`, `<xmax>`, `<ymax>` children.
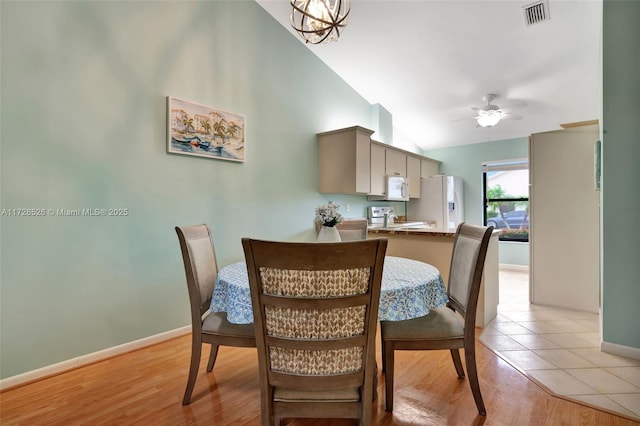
<box><xmin>407</xmin><ymin>175</ymin><xmax>464</xmax><ymax>232</ymax></box>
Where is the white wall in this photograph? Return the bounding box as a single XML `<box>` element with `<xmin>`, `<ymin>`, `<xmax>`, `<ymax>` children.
<box><xmin>529</xmin><ymin>126</ymin><xmax>600</xmax><ymax>313</ymax></box>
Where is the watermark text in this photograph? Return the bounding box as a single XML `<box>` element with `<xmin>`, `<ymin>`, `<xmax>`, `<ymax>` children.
<box><xmin>2</xmin><ymin>208</ymin><xmax>129</xmax><ymax>217</ymax></box>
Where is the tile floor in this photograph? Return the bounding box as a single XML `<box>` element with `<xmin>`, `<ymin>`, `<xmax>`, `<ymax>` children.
<box><xmin>479</xmin><ymin>265</ymin><xmax>640</xmax><ymax>421</ymax></box>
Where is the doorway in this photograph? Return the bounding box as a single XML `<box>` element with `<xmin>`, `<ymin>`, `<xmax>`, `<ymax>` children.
<box><xmin>482</xmin><ymin>159</ymin><xmax>531</xmax><ymax>305</ymax></box>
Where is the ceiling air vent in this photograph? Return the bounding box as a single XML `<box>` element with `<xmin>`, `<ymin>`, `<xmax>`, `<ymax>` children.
<box><xmin>522</xmin><ymin>0</ymin><xmax>550</xmax><ymax>26</ymax></box>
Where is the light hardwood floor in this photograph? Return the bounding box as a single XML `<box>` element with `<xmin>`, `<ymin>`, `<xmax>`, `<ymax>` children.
<box><xmin>1</xmin><ymin>329</ymin><xmax>639</xmax><ymax>425</ymax></box>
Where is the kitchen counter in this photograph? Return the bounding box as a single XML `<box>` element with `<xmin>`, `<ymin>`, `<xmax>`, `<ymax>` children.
<box><xmin>369</xmin><ymin>225</ymin><xmax>501</xmax><ymax>238</ymax></box>
<box><xmin>368</xmin><ymin>227</ymin><xmax>456</xmax><ymax>237</ymax></box>
<box><xmin>366</xmin><ymin>228</ymin><xmax>460</xmax><ymax>285</ymax></box>
<box><xmin>367</xmin><ymin>226</ymin><xmax>500</xmax><ymax>327</ymax></box>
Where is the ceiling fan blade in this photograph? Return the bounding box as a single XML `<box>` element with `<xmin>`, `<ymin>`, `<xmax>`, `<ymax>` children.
<box><xmin>502</xmin><ymin>113</ymin><xmax>523</xmax><ymax>120</ymax></box>
<box><xmin>502</xmin><ymin>101</ymin><xmax>528</xmax><ymax>109</ymax></box>
<box><xmin>449</xmin><ymin>116</ymin><xmax>474</xmax><ymax>123</ymax></box>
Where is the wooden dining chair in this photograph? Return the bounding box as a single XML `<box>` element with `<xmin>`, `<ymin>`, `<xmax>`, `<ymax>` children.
<box><xmin>175</xmin><ymin>224</ymin><xmax>255</xmax><ymax>405</ymax></box>
<box><xmin>242</xmin><ymin>238</ymin><xmax>388</xmax><ymax>426</ymax></box>
<box><xmin>380</xmin><ymin>222</ymin><xmax>494</xmax><ymax>415</ymax></box>
<box><xmin>315</xmin><ymin>219</ymin><xmax>369</xmax><ymax>241</ymax></box>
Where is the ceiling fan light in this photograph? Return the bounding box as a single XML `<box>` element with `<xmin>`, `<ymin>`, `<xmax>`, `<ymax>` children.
<box><xmin>476</xmin><ymin>110</ymin><xmax>503</xmax><ymax>127</ymax></box>
<box><xmin>290</xmin><ymin>0</ymin><xmax>350</xmax><ymax>44</ymax></box>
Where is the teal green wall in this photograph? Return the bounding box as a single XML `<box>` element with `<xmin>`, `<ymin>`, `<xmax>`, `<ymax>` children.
<box><xmin>2</xmin><ymin>0</ymin><xmax>636</xmax><ymax>380</ymax></box>
<box><xmin>497</xmin><ymin>241</ymin><xmax>530</xmax><ymax>266</ymax></box>
<box><xmin>602</xmin><ymin>0</ymin><xmax>640</xmax><ymax>349</ymax></box>
<box><xmin>423</xmin><ymin>137</ymin><xmax>530</xmax><ymax>265</ymax></box>
<box><xmin>0</xmin><ymin>1</ymin><xmax>396</xmax><ymax>378</ymax></box>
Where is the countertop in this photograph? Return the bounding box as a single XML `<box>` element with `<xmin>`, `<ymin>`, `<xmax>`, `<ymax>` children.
<box><xmin>367</xmin><ymin>225</ymin><xmax>502</xmax><ymax>238</ymax></box>
<box><xmin>368</xmin><ymin>227</ymin><xmax>456</xmax><ymax>237</ymax></box>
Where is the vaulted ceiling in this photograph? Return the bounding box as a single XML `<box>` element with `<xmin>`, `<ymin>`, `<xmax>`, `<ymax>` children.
<box><xmin>256</xmin><ymin>0</ymin><xmax>602</xmax><ymax>150</ymax></box>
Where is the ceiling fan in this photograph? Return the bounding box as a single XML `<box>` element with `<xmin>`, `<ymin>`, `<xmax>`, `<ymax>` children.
<box><xmin>455</xmin><ymin>94</ymin><xmax>525</xmax><ymax>128</ymax></box>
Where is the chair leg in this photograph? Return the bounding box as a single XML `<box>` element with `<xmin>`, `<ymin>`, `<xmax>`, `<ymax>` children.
<box><xmin>262</xmin><ymin>388</ymin><xmax>275</xmax><ymax>426</ymax></box>
<box><xmin>384</xmin><ymin>342</ymin><xmax>395</xmax><ymax>412</ymax></box>
<box><xmin>464</xmin><ymin>343</ymin><xmax>486</xmax><ymax>416</ymax></box>
<box><xmin>261</xmin><ymin>412</ymin><xmax>273</xmax><ymax>426</ymax></box>
<box><xmin>361</xmin><ymin>408</ymin><xmax>371</xmax><ymax>426</ymax></box>
<box><xmin>373</xmin><ymin>363</ymin><xmax>378</xmax><ymax>401</ymax></box>
<box><xmin>206</xmin><ymin>344</ymin><xmax>219</xmax><ymax>372</ymax></box>
<box><xmin>381</xmin><ymin>339</ymin><xmax>386</xmax><ymax>373</ymax></box>
<box><xmin>450</xmin><ymin>348</ymin><xmax>465</xmax><ymax>378</ymax></box>
<box><xmin>182</xmin><ymin>337</ymin><xmax>202</xmax><ymax>405</ymax></box>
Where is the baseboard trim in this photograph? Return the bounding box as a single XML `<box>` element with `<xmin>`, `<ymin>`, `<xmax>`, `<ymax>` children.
<box><xmin>601</xmin><ymin>341</ymin><xmax>640</xmax><ymax>361</ymax></box>
<box><xmin>0</xmin><ymin>325</ymin><xmax>191</xmax><ymax>392</ymax></box>
<box><xmin>499</xmin><ymin>263</ymin><xmax>530</xmax><ymax>272</ymax></box>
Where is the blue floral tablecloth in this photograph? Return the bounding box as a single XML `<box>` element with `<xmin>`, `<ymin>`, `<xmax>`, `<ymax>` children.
<box><xmin>210</xmin><ymin>256</ymin><xmax>448</xmax><ymax>324</ymax></box>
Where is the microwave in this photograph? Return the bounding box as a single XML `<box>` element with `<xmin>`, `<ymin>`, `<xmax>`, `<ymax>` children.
<box><xmin>368</xmin><ymin>175</ymin><xmax>410</xmax><ymax>201</ymax></box>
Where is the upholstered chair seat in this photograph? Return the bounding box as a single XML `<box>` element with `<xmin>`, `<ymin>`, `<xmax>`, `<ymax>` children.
<box><xmin>380</xmin><ymin>307</ymin><xmax>464</xmax><ymax>340</ymax></box>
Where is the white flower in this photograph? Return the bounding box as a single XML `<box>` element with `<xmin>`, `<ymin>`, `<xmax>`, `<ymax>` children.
<box><xmin>315</xmin><ymin>201</ymin><xmax>344</xmax><ymax>227</ymax></box>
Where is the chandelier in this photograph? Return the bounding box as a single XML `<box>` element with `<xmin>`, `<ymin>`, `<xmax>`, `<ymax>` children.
<box><xmin>290</xmin><ymin>0</ymin><xmax>350</xmax><ymax>44</ymax></box>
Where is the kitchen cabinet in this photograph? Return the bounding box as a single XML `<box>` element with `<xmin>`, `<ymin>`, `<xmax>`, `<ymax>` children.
<box><xmin>369</xmin><ymin>141</ymin><xmax>410</xmax><ymax>196</ymax></box>
<box><xmin>317</xmin><ymin>125</ymin><xmax>440</xmax><ymax>198</ymax></box>
<box><xmin>370</xmin><ymin>143</ymin><xmax>386</xmax><ymax>196</ymax></box>
<box><xmin>317</xmin><ymin>126</ymin><xmax>374</xmax><ymax>195</ymax></box>
<box><xmin>407</xmin><ymin>155</ymin><xmax>421</xmax><ymax>198</ymax></box>
<box><xmin>421</xmin><ymin>158</ymin><xmax>440</xmax><ymax>178</ymax></box>
<box><xmin>385</xmin><ymin>148</ymin><xmax>407</xmax><ymax>176</ymax></box>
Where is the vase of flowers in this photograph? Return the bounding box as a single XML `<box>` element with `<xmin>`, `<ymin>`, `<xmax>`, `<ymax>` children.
<box><xmin>315</xmin><ymin>201</ymin><xmax>343</xmax><ymax>242</ymax></box>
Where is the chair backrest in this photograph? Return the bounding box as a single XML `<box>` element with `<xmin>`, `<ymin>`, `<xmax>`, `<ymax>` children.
<box><xmin>446</xmin><ymin>223</ymin><xmax>494</xmax><ymax>328</ymax></box>
<box><xmin>242</xmin><ymin>238</ymin><xmax>387</xmax><ymax>418</ymax></box>
<box><xmin>175</xmin><ymin>225</ymin><xmax>219</xmax><ymax>325</ymax></box>
<box><xmin>337</xmin><ymin>219</ymin><xmax>369</xmax><ymax>241</ymax></box>
<box><xmin>315</xmin><ymin>219</ymin><xmax>369</xmax><ymax>241</ymax></box>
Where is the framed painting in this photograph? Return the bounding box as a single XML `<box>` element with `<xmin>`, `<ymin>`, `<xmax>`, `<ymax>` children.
<box><xmin>166</xmin><ymin>96</ymin><xmax>246</xmax><ymax>162</ymax></box>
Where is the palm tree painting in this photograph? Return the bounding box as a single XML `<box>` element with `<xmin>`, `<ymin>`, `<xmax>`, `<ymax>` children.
<box><xmin>200</xmin><ymin>120</ymin><xmax>211</xmax><ymax>135</ymax></box>
<box><xmin>213</xmin><ymin>121</ymin><xmax>226</xmax><ymax>142</ymax></box>
<box><xmin>167</xmin><ymin>96</ymin><xmax>246</xmax><ymax>162</ymax></box>
<box><xmin>182</xmin><ymin>116</ymin><xmax>195</xmax><ymax>134</ymax></box>
<box><xmin>226</xmin><ymin>123</ymin><xmax>241</xmax><ymax>142</ymax></box>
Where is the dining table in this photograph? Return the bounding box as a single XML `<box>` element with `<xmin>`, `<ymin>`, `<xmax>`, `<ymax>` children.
<box><xmin>210</xmin><ymin>256</ymin><xmax>449</xmax><ymax>323</ymax></box>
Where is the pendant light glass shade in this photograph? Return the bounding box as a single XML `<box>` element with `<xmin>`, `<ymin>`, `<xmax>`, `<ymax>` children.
<box><xmin>290</xmin><ymin>0</ymin><xmax>350</xmax><ymax>44</ymax></box>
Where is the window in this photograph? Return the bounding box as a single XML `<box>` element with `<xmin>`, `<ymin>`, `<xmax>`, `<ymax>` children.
<box><xmin>482</xmin><ymin>160</ymin><xmax>529</xmax><ymax>242</ymax></box>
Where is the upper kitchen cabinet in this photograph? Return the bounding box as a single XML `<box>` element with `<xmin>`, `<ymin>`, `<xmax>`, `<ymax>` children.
<box><xmin>407</xmin><ymin>155</ymin><xmax>421</xmax><ymax>198</ymax></box>
<box><xmin>370</xmin><ymin>142</ymin><xmax>408</xmax><ymax>196</ymax></box>
<box><xmin>318</xmin><ymin>126</ymin><xmax>440</xmax><ymax>198</ymax></box>
<box><xmin>385</xmin><ymin>148</ymin><xmax>407</xmax><ymax>176</ymax></box>
<box><xmin>370</xmin><ymin>143</ymin><xmax>386</xmax><ymax>196</ymax></box>
<box><xmin>370</xmin><ymin>142</ymin><xmax>431</xmax><ymax>198</ymax></box>
<box><xmin>317</xmin><ymin>126</ymin><xmax>374</xmax><ymax>195</ymax></box>
<box><xmin>421</xmin><ymin>158</ymin><xmax>440</xmax><ymax>178</ymax></box>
